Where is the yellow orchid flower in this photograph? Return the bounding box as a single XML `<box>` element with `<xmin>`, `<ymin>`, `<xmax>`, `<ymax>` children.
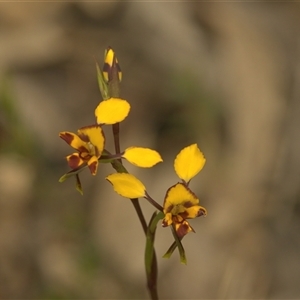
<box><xmin>162</xmin><ymin>183</ymin><xmax>207</xmax><ymax>238</ymax></box>
<box><xmin>59</xmin><ymin>125</ymin><xmax>105</xmax><ymax>175</ymax></box>
<box><xmin>161</xmin><ymin>144</ymin><xmax>207</xmax><ymax>238</ymax></box>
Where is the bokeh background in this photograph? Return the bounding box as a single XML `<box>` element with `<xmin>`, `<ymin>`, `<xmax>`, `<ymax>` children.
<box><xmin>1</xmin><ymin>2</ymin><xmax>300</xmax><ymax>299</ymax></box>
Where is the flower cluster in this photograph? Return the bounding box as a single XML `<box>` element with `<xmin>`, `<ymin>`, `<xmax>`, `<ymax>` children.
<box><xmin>59</xmin><ymin>47</ymin><xmax>207</xmax><ymax>267</ymax></box>
<box><xmin>59</xmin><ymin>49</ymin><xmax>162</xmax><ymax>193</ymax></box>
<box><xmin>107</xmin><ymin>143</ymin><xmax>207</xmax><ymax>238</ymax></box>
<box><xmin>59</xmin><ymin>98</ymin><xmax>161</xmax><ymax>174</ymax></box>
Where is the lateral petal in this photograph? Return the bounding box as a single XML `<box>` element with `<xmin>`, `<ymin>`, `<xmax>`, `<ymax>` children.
<box><xmin>106</xmin><ymin>173</ymin><xmax>146</xmax><ymax>199</ymax></box>
<box><xmin>59</xmin><ymin>132</ymin><xmax>88</xmax><ymax>152</ymax></box>
<box><xmin>95</xmin><ymin>98</ymin><xmax>130</xmax><ymax>125</ymax></box>
<box><xmin>122</xmin><ymin>147</ymin><xmax>163</xmax><ymax>168</ymax></box>
<box><xmin>174</xmin><ymin>144</ymin><xmax>206</xmax><ymax>183</ymax></box>
<box><xmin>184</xmin><ymin>205</ymin><xmax>207</xmax><ymax>219</ymax></box>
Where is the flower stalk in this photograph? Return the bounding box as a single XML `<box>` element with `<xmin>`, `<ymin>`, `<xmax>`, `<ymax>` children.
<box><xmin>101</xmin><ymin>48</ymin><xmax>160</xmax><ymax>300</ymax></box>
<box><xmin>59</xmin><ymin>47</ymin><xmax>207</xmax><ymax>300</ymax></box>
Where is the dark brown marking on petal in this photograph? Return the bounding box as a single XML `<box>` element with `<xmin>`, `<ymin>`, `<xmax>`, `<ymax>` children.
<box><xmin>103</xmin><ymin>62</ymin><xmax>112</xmax><ymax>81</ymax></box>
<box><xmin>197</xmin><ymin>208</ymin><xmax>207</xmax><ymax>217</ymax></box>
<box><xmin>78</xmin><ymin>146</ymin><xmax>89</xmax><ymax>154</ymax></box>
<box><xmin>59</xmin><ymin>132</ymin><xmax>75</xmax><ymax>145</ymax></box>
<box><xmin>94</xmin><ymin>146</ymin><xmax>100</xmax><ymax>157</ymax></box>
<box><xmin>67</xmin><ymin>154</ymin><xmax>82</xmax><ymax>169</ymax></box>
<box><xmin>164</xmin><ymin>204</ymin><xmax>174</xmax><ymax>214</ymax></box>
<box><xmin>176</xmin><ymin>222</ymin><xmax>190</xmax><ymax>238</ymax></box>
<box><xmin>78</xmin><ymin>125</ymin><xmax>102</xmax><ymax>143</ymax></box>
<box><xmin>78</xmin><ymin>132</ymin><xmax>89</xmax><ymax>143</ymax></box>
<box><xmin>80</xmin><ymin>152</ymin><xmax>90</xmax><ymax>160</ymax></box>
<box><xmin>183</xmin><ymin>201</ymin><xmax>194</xmax><ymax>208</ymax></box>
<box><xmin>179</xmin><ymin>211</ymin><xmax>189</xmax><ymax>219</ymax></box>
<box><xmin>162</xmin><ymin>219</ymin><xmax>169</xmax><ymax>227</ymax></box>
<box><xmin>173</xmin><ymin>215</ymin><xmax>180</xmax><ymax>223</ymax></box>
<box><xmin>88</xmin><ymin>161</ymin><xmax>97</xmax><ymax>175</ymax></box>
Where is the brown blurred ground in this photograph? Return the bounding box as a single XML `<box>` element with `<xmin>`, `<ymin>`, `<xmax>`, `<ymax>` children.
<box><xmin>0</xmin><ymin>2</ymin><xmax>300</xmax><ymax>299</ymax></box>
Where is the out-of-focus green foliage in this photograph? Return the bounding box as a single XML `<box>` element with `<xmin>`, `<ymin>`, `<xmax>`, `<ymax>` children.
<box><xmin>0</xmin><ymin>75</ymin><xmax>35</xmax><ymax>157</ymax></box>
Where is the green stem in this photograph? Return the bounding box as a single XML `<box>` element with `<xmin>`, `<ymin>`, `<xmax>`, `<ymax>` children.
<box><xmin>108</xmin><ymin>56</ymin><xmax>159</xmax><ymax>299</ymax></box>
<box><xmin>111</xmin><ymin>146</ymin><xmax>159</xmax><ymax>300</ymax></box>
<box><xmin>145</xmin><ymin>212</ymin><xmax>164</xmax><ymax>300</ymax></box>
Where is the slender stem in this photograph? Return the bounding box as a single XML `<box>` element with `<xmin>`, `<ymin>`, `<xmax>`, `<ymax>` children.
<box><xmin>145</xmin><ymin>192</ymin><xmax>164</xmax><ymax>212</ymax></box>
<box><xmin>112</xmin><ymin>123</ymin><xmax>121</xmax><ymax>155</ymax></box>
<box><xmin>145</xmin><ymin>212</ymin><xmax>163</xmax><ymax>300</ymax></box>
<box><xmin>108</xmin><ymin>56</ymin><xmax>159</xmax><ymax>299</ymax></box>
<box><xmin>149</xmin><ymin>286</ymin><xmax>158</xmax><ymax>300</ymax></box>
<box><xmin>131</xmin><ymin>199</ymin><xmax>148</xmax><ymax>234</ymax></box>
<box><xmin>148</xmin><ymin>255</ymin><xmax>158</xmax><ymax>300</ymax></box>
<box><xmin>109</xmin><ymin>70</ymin><xmax>122</xmax><ymax>160</ymax></box>
<box><xmin>111</xmin><ymin>146</ymin><xmax>159</xmax><ymax>300</ymax></box>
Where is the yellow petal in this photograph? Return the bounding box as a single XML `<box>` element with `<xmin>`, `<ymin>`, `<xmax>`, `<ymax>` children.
<box><xmin>174</xmin><ymin>144</ymin><xmax>206</xmax><ymax>182</ymax></box>
<box><xmin>162</xmin><ymin>212</ymin><xmax>173</xmax><ymax>227</ymax></box>
<box><xmin>59</xmin><ymin>132</ymin><xmax>88</xmax><ymax>152</ymax></box>
<box><xmin>185</xmin><ymin>205</ymin><xmax>207</xmax><ymax>219</ymax></box>
<box><xmin>163</xmin><ymin>183</ymin><xmax>199</xmax><ymax>213</ymax></box>
<box><xmin>95</xmin><ymin>98</ymin><xmax>130</xmax><ymax>124</ymax></box>
<box><xmin>77</xmin><ymin>125</ymin><xmax>105</xmax><ymax>157</ymax></box>
<box><xmin>106</xmin><ymin>173</ymin><xmax>146</xmax><ymax>198</ymax></box>
<box><xmin>122</xmin><ymin>147</ymin><xmax>163</xmax><ymax>168</ymax></box>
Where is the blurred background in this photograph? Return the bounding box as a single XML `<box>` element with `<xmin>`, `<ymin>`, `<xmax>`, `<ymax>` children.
<box><xmin>1</xmin><ymin>2</ymin><xmax>300</xmax><ymax>299</ymax></box>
